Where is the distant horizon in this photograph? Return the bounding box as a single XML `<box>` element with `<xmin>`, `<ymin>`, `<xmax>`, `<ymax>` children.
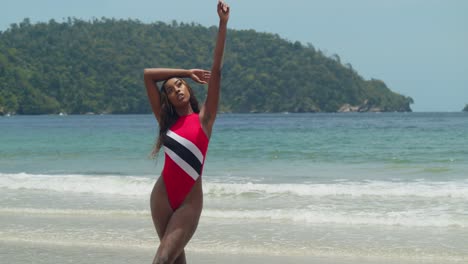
<box><xmin>1</xmin><ymin>0</ymin><xmax>467</xmax><ymax>112</ymax></box>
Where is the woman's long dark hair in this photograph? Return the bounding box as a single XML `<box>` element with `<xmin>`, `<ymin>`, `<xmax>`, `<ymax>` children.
<box><xmin>152</xmin><ymin>78</ymin><xmax>200</xmax><ymax>157</ymax></box>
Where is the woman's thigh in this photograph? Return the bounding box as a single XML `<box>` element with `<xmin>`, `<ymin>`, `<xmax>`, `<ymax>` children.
<box><xmin>158</xmin><ymin>178</ymin><xmax>203</xmax><ymax>260</ymax></box>
<box><xmin>150</xmin><ymin>176</ymin><xmax>173</xmax><ymax>239</ymax></box>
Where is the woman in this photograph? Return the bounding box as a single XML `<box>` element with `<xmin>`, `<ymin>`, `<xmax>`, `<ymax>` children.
<box><xmin>143</xmin><ymin>1</ymin><xmax>230</xmax><ymax>263</ymax></box>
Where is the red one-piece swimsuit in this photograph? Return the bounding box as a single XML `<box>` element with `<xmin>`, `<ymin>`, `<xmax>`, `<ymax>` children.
<box><xmin>162</xmin><ymin>113</ymin><xmax>209</xmax><ymax>210</ymax></box>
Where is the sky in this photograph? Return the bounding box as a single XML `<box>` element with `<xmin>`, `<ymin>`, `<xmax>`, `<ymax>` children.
<box><xmin>1</xmin><ymin>0</ymin><xmax>467</xmax><ymax>112</ymax></box>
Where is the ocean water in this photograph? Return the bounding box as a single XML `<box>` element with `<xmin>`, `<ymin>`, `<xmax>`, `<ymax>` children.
<box><xmin>1</xmin><ymin>113</ymin><xmax>467</xmax><ymax>263</ymax></box>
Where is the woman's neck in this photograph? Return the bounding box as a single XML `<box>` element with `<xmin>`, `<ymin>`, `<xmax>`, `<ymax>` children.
<box><xmin>175</xmin><ymin>105</ymin><xmax>194</xmax><ymax>117</ymax></box>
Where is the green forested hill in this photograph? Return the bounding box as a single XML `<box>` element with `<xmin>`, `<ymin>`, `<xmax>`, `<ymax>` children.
<box><xmin>0</xmin><ymin>18</ymin><xmax>413</xmax><ymax>114</ymax></box>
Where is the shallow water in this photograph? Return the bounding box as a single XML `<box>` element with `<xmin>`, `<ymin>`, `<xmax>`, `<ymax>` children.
<box><xmin>1</xmin><ymin>113</ymin><xmax>467</xmax><ymax>262</ymax></box>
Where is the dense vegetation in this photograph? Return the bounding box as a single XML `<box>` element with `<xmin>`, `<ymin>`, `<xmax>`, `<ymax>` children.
<box><xmin>0</xmin><ymin>18</ymin><xmax>413</xmax><ymax>115</ymax></box>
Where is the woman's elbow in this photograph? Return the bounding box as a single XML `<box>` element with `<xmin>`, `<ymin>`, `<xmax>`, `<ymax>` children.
<box><xmin>143</xmin><ymin>69</ymin><xmax>154</xmax><ymax>81</ymax></box>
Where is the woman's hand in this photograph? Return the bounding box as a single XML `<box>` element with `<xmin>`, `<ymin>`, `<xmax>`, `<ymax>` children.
<box><xmin>190</xmin><ymin>69</ymin><xmax>211</xmax><ymax>84</ymax></box>
<box><xmin>217</xmin><ymin>0</ymin><xmax>230</xmax><ymax>23</ymax></box>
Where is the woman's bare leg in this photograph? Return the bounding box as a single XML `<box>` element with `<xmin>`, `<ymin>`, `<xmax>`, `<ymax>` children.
<box><xmin>150</xmin><ymin>177</ymin><xmax>202</xmax><ymax>264</ymax></box>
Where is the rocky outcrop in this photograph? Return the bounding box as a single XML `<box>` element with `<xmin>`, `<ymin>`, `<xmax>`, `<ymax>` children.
<box><xmin>338</xmin><ymin>104</ymin><xmax>360</xmax><ymax>112</ymax></box>
<box><xmin>463</xmin><ymin>104</ymin><xmax>468</xmax><ymax>112</ymax></box>
<box><xmin>338</xmin><ymin>100</ymin><xmax>382</xmax><ymax>113</ymax></box>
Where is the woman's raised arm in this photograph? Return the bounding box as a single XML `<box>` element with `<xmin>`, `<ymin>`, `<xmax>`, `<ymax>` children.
<box><xmin>200</xmin><ymin>0</ymin><xmax>230</xmax><ymax>136</ymax></box>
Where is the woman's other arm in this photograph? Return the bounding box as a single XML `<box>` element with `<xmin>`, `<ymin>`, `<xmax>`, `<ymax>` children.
<box><xmin>144</xmin><ymin>68</ymin><xmax>208</xmax><ymax>122</ymax></box>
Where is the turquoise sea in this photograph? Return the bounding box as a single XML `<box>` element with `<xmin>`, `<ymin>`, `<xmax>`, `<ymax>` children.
<box><xmin>1</xmin><ymin>113</ymin><xmax>467</xmax><ymax>263</ymax></box>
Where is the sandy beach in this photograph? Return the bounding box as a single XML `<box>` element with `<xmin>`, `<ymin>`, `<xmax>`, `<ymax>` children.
<box><xmin>1</xmin><ymin>239</ymin><xmax>461</xmax><ymax>264</ymax></box>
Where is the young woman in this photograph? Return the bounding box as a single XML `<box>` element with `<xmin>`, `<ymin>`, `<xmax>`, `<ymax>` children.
<box><xmin>143</xmin><ymin>1</ymin><xmax>230</xmax><ymax>263</ymax></box>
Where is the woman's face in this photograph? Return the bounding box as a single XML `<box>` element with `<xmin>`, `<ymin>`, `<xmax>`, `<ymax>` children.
<box><xmin>164</xmin><ymin>78</ymin><xmax>191</xmax><ymax>108</ymax></box>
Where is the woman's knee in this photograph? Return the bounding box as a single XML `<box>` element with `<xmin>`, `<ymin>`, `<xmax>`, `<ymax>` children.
<box><xmin>173</xmin><ymin>250</ymin><xmax>186</xmax><ymax>264</ymax></box>
<box><xmin>152</xmin><ymin>254</ymin><xmax>169</xmax><ymax>264</ymax></box>
<box><xmin>152</xmin><ymin>250</ymin><xmax>185</xmax><ymax>264</ymax></box>
<box><xmin>154</xmin><ymin>242</ymin><xmax>180</xmax><ymax>264</ymax></box>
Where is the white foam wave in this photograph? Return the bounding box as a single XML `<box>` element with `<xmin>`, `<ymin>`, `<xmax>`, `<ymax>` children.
<box><xmin>0</xmin><ymin>207</ymin><xmax>149</xmax><ymax>216</ymax></box>
<box><xmin>0</xmin><ymin>172</ymin><xmax>153</xmax><ymax>196</ymax></box>
<box><xmin>1</xmin><ymin>207</ymin><xmax>465</xmax><ymax>228</ymax></box>
<box><xmin>205</xmin><ymin>181</ymin><xmax>468</xmax><ymax>199</ymax></box>
<box><xmin>1</xmin><ymin>173</ymin><xmax>468</xmax><ymax>199</ymax></box>
<box><xmin>202</xmin><ymin>209</ymin><xmax>466</xmax><ymax>228</ymax></box>
<box><xmin>0</xmin><ymin>236</ymin><xmax>155</xmax><ymax>251</ymax></box>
